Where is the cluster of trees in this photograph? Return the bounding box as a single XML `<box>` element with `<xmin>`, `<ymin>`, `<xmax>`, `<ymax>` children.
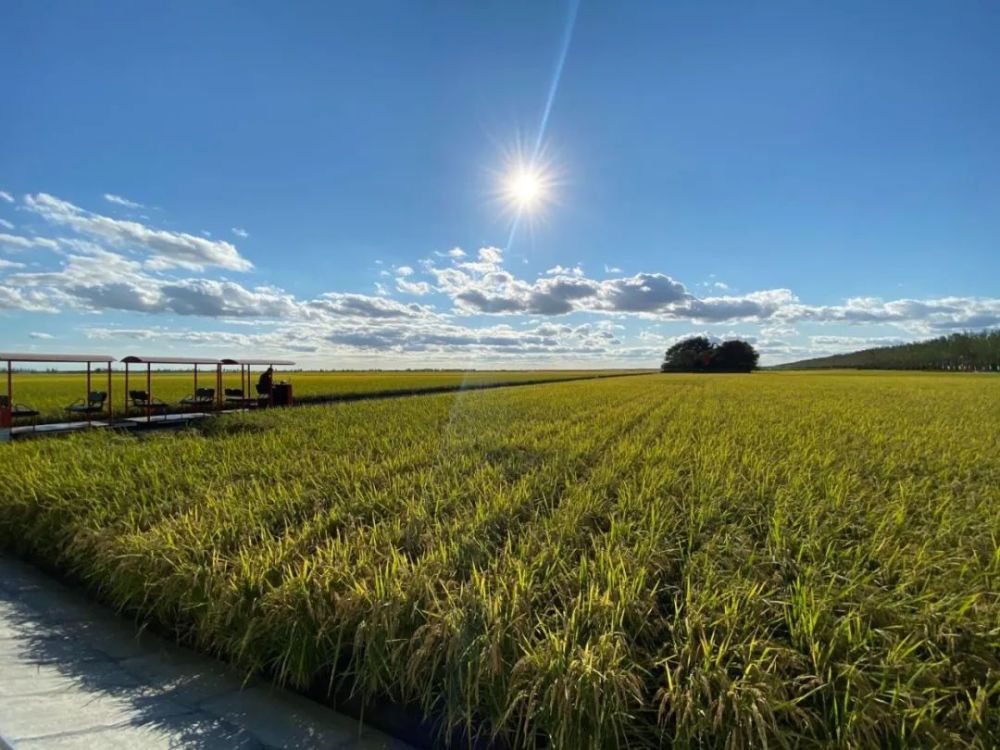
<box><xmin>661</xmin><ymin>337</ymin><xmax>759</xmax><ymax>373</ymax></box>
<box><xmin>778</xmin><ymin>330</ymin><xmax>1000</xmax><ymax>371</ymax></box>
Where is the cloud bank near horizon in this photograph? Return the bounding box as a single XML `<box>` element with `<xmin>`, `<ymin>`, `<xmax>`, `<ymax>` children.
<box><xmin>1</xmin><ymin>191</ymin><xmax>997</xmax><ymax>366</ymax></box>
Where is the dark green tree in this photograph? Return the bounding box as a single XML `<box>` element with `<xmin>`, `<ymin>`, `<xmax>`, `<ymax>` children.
<box><xmin>661</xmin><ymin>337</ymin><xmax>759</xmax><ymax>372</ymax></box>
<box><xmin>711</xmin><ymin>339</ymin><xmax>760</xmax><ymax>372</ymax></box>
<box><xmin>662</xmin><ymin>336</ymin><xmax>714</xmax><ymax>372</ymax></box>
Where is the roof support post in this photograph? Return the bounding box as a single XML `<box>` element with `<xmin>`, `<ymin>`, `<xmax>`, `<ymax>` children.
<box><xmin>86</xmin><ymin>361</ymin><xmax>92</xmax><ymax>425</ymax></box>
<box><xmin>1</xmin><ymin>360</ymin><xmax>12</xmax><ymax>435</ymax></box>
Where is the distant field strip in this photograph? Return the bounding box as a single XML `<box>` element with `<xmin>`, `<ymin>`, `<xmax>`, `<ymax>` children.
<box><xmin>4</xmin><ymin>369</ymin><xmax>642</xmax><ymax>422</ymax></box>
<box><xmin>1</xmin><ymin>372</ymin><xmax>998</xmax><ymax>747</ymax></box>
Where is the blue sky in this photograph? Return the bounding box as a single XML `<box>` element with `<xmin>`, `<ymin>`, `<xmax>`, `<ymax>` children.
<box><xmin>2</xmin><ymin>1</ymin><xmax>999</xmax><ymax>367</ymax></box>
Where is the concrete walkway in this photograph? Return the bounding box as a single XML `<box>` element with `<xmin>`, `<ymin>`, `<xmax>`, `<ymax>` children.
<box><xmin>0</xmin><ymin>557</ymin><xmax>413</xmax><ymax>749</ymax></box>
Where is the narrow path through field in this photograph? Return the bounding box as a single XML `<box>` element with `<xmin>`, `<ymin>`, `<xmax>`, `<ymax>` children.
<box><xmin>285</xmin><ymin>370</ymin><xmax>649</xmax><ymax>406</ymax></box>
<box><xmin>0</xmin><ymin>556</ymin><xmax>413</xmax><ymax>750</ymax></box>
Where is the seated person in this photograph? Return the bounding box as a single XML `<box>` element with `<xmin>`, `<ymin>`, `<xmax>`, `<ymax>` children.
<box><xmin>257</xmin><ymin>366</ymin><xmax>274</xmax><ymax>396</ymax></box>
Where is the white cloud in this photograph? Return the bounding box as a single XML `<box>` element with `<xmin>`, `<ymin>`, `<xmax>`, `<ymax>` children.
<box><xmin>396</xmin><ymin>278</ymin><xmax>432</xmax><ymax>295</ymax></box>
<box><xmin>2</xmin><ymin>192</ymin><xmax>998</xmax><ymax>368</ymax></box>
<box><xmin>428</xmin><ymin>252</ymin><xmax>705</xmax><ymax>318</ymax></box>
<box><xmin>231</xmin><ymin>227</ymin><xmax>249</xmax><ymax>238</ymax></box>
<box><xmin>778</xmin><ymin>296</ymin><xmax>1000</xmax><ymax>333</ymax></box>
<box><xmin>308</xmin><ymin>293</ymin><xmax>435</xmax><ymax>320</ymax></box>
<box><xmin>604</xmin><ymin>265</ymin><xmax>622</xmax><ymax>274</ymax></box>
<box><xmin>0</xmin><ymin>191</ymin><xmax>13</xmax><ymax>203</ymax></box>
<box><xmin>393</xmin><ymin>264</ymin><xmax>431</xmax><ymax>295</ymax></box>
<box><xmin>0</xmin><ymin>285</ymin><xmax>56</xmax><ymax>312</ymax></box>
<box><xmin>0</xmin><ymin>233</ymin><xmax>61</xmax><ymax>252</ymax></box>
<box><xmin>545</xmin><ymin>265</ymin><xmax>584</xmax><ymax>277</ymax></box>
<box><xmin>29</xmin><ymin>331</ymin><xmax>54</xmax><ymax>340</ymax></box>
<box><xmin>760</xmin><ymin>324</ymin><xmax>798</xmax><ymax>338</ymax></box>
<box><xmin>679</xmin><ymin>289</ymin><xmax>797</xmax><ymax>322</ymax></box>
<box><xmin>77</xmin><ymin>317</ymin><xmax>622</xmax><ymax>363</ymax></box>
<box><xmin>25</xmin><ymin>193</ymin><xmax>252</xmax><ymax>272</ymax></box>
<box><xmin>103</xmin><ymin>193</ymin><xmax>144</xmax><ymax>209</ymax></box>
<box><xmin>0</xmin><ymin>219</ymin><xmax>13</xmax><ymax>230</ymax></box>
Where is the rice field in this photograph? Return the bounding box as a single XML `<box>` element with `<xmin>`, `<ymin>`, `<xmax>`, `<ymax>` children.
<box><xmin>3</xmin><ymin>369</ymin><xmax>636</xmax><ymax>422</ymax></box>
<box><xmin>1</xmin><ymin>371</ymin><xmax>998</xmax><ymax>747</ymax></box>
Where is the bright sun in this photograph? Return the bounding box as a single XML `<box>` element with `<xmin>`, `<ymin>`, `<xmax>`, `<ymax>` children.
<box><xmin>505</xmin><ymin>168</ymin><xmax>546</xmax><ymax>209</ymax></box>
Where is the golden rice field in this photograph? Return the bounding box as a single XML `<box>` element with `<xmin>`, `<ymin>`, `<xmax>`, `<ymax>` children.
<box><xmin>1</xmin><ymin>371</ymin><xmax>999</xmax><ymax>747</ymax></box>
<box><xmin>4</xmin><ymin>369</ymin><xmax>635</xmax><ymax>422</ymax></box>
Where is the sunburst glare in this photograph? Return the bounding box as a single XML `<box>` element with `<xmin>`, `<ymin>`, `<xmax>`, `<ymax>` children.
<box><xmin>485</xmin><ymin>135</ymin><xmax>565</xmax><ymax>250</ymax></box>
<box><xmin>505</xmin><ymin>166</ymin><xmax>547</xmax><ymax>209</ymax></box>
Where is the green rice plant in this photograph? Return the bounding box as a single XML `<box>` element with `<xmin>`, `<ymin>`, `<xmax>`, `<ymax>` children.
<box><xmin>1</xmin><ymin>371</ymin><xmax>998</xmax><ymax>747</ymax></box>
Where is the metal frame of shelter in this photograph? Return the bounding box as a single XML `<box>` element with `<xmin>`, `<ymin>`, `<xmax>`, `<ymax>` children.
<box><xmin>218</xmin><ymin>358</ymin><xmax>295</xmax><ymax>409</ymax></box>
<box><xmin>1</xmin><ymin>353</ymin><xmax>116</xmax><ymax>438</ymax></box>
<box><xmin>120</xmin><ymin>356</ymin><xmax>221</xmax><ymax>422</ymax></box>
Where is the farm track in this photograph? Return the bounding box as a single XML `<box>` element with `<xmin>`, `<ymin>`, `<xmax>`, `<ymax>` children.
<box><xmin>1</xmin><ymin>372</ymin><xmax>999</xmax><ymax>748</ymax></box>
<box><xmin>292</xmin><ymin>369</ymin><xmax>647</xmax><ymax>406</ymax></box>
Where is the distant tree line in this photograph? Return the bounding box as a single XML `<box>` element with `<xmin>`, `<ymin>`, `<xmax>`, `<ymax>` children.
<box><xmin>776</xmin><ymin>330</ymin><xmax>1000</xmax><ymax>371</ymax></box>
<box><xmin>661</xmin><ymin>337</ymin><xmax>759</xmax><ymax>373</ymax></box>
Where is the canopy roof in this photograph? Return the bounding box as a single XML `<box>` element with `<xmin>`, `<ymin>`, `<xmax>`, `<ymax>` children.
<box><xmin>0</xmin><ymin>352</ymin><xmax>116</xmax><ymax>363</ymax></box>
<box><xmin>120</xmin><ymin>356</ymin><xmax>221</xmax><ymax>365</ymax></box>
<box><xmin>219</xmin><ymin>358</ymin><xmax>296</xmax><ymax>366</ymax></box>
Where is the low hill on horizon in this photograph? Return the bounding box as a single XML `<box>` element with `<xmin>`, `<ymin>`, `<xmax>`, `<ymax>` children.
<box><xmin>776</xmin><ymin>330</ymin><xmax>1000</xmax><ymax>371</ymax></box>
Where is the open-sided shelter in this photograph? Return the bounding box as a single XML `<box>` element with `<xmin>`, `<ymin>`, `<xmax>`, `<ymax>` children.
<box><xmin>219</xmin><ymin>358</ymin><xmax>296</xmax><ymax>408</ymax></box>
<box><xmin>120</xmin><ymin>355</ymin><xmax>221</xmax><ymax>422</ymax></box>
<box><xmin>1</xmin><ymin>352</ymin><xmax>116</xmax><ymax>440</ymax></box>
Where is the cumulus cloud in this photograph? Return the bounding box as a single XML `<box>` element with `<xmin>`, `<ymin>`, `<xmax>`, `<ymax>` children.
<box><xmin>308</xmin><ymin>293</ymin><xmax>434</xmax><ymax>320</ymax></box>
<box><xmin>158</xmin><ymin>280</ymin><xmax>301</xmax><ymax>318</ymax></box>
<box><xmin>396</xmin><ymin>278</ymin><xmax>432</xmax><ymax>295</ymax></box>
<box><xmin>598</xmin><ymin>273</ymin><xmax>689</xmax><ymax>312</ymax></box>
<box><xmin>677</xmin><ymin>289</ymin><xmax>797</xmax><ymax>322</ymax></box>
<box><xmin>394</xmin><ymin>263</ymin><xmax>432</xmax><ymax>294</ymax></box>
<box><xmin>779</xmin><ymin>296</ymin><xmax>1000</xmax><ymax>333</ymax></box>
<box><xmin>324</xmin><ymin>319</ymin><xmax>600</xmax><ymax>355</ymax></box>
<box><xmin>426</xmin><ymin>250</ymin><xmax>789</xmax><ymax>321</ymax></box>
<box><xmin>5</xmin><ymin>246</ymin><xmax>288</xmax><ymax>317</ymax></box>
<box><xmin>8</xmin><ymin>246</ymin><xmax>163</xmax><ymax>312</ymax></box>
<box><xmin>2</xmin><ymin>200</ymin><xmax>999</xmax><ymax>368</ymax></box>
<box><xmin>84</xmin><ymin>325</ymin><xmax>312</xmax><ymax>350</ymax></box>
<box><xmin>25</xmin><ymin>193</ymin><xmax>252</xmax><ymax>272</ymax></box>
<box><xmin>103</xmin><ymin>193</ymin><xmax>144</xmax><ymax>209</ymax></box>
<box><xmin>545</xmin><ymin>265</ymin><xmax>584</xmax><ymax>277</ymax></box>
<box><xmin>0</xmin><ymin>285</ymin><xmax>56</xmax><ymax>312</ymax></box>
<box><xmin>0</xmin><ymin>233</ymin><xmax>61</xmax><ymax>252</ymax></box>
